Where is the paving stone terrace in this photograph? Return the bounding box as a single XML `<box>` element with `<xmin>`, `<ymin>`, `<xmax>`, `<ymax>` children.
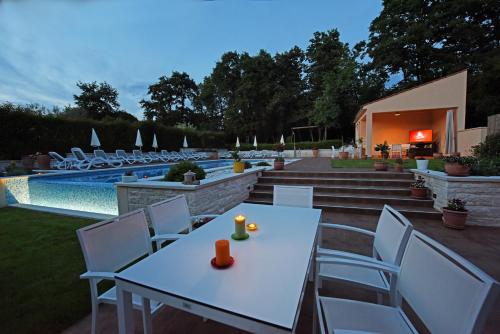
<box><xmin>63</xmin><ymin>211</ymin><xmax>500</xmax><ymax>334</ymax></box>
<box><xmin>247</xmin><ymin>158</ymin><xmax>441</xmax><ymax>219</ymax></box>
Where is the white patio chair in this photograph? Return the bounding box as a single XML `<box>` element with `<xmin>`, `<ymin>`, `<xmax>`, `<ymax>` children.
<box><xmin>273</xmin><ymin>185</ymin><xmax>313</xmax><ymax>208</ymax></box>
<box><xmin>331</xmin><ymin>146</ymin><xmax>339</xmax><ymax>159</ymax></box>
<box><xmin>317</xmin><ymin>205</ymin><xmax>413</xmax><ymax>304</ymax></box>
<box><xmin>93</xmin><ymin>150</ymin><xmax>124</xmax><ymax>168</ymax></box>
<box><xmin>115</xmin><ymin>149</ymin><xmax>136</xmax><ymax>164</ymax></box>
<box><xmin>147</xmin><ymin>195</ymin><xmax>220</xmax><ymax>250</ymax></box>
<box><xmin>132</xmin><ymin>149</ymin><xmax>153</xmax><ymax>163</ymax></box>
<box><xmin>391</xmin><ymin>144</ymin><xmax>403</xmax><ymax>158</ymax></box>
<box><xmin>77</xmin><ymin>209</ymin><xmax>163</xmax><ymax>334</ymax></box>
<box><xmin>48</xmin><ymin>151</ymin><xmax>78</xmax><ymax>170</ymax></box>
<box><xmin>315</xmin><ymin>230</ymin><xmax>499</xmax><ymax>334</ymax></box>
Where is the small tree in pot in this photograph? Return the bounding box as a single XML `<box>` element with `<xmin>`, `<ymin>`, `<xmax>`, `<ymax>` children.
<box><xmin>231</xmin><ymin>150</ymin><xmax>245</xmax><ymax>173</ymax></box>
<box><xmin>374</xmin><ymin>141</ymin><xmax>390</xmax><ymax>159</ymax></box>
<box><xmin>442</xmin><ymin>198</ymin><xmax>468</xmax><ymax>229</ymax></box>
<box><xmin>442</xmin><ymin>156</ymin><xmax>477</xmax><ymax>176</ymax></box>
<box><xmin>410</xmin><ymin>176</ymin><xmax>428</xmax><ymax>199</ymax></box>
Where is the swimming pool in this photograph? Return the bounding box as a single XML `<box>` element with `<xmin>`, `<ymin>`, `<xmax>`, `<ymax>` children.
<box><xmin>4</xmin><ymin>160</ymin><xmax>265</xmax><ymax>215</ymax></box>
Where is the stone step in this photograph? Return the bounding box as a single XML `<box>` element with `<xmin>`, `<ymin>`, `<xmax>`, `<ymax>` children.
<box><xmin>253</xmin><ymin>183</ymin><xmax>411</xmax><ymax>196</ymax></box>
<box><xmin>244</xmin><ymin>198</ymin><xmax>441</xmax><ymax>220</ymax></box>
<box><xmin>262</xmin><ymin>170</ymin><xmax>415</xmax><ymax>180</ymax></box>
<box><xmin>249</xmin><ymin>190</ymin><xmax>434</xmax><ymax>208</ymax></box>
<box><xmin>258</xmin><ymin>176</ymin><xmax>413</xmax><ymax>187</ymax></box>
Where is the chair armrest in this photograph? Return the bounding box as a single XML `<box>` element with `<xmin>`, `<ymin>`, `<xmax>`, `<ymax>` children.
<box><xmin>191</xmin><ymin>214</ymin><xmax>220</xmax><ymax>220</ymax></box>
<box><xmin>319</xmin><ymin>223</ymin><xmax>375</xmax><ymax>237</ymax></box>
<box><xmin>80</xmin><ymin>271</ymin><xmax>116</xmax><ymax>280</ymax></box>
<box><xmin>317</xmin><ymin>248</ymin><xmax>377</xmax><ymax>264</ymax></box>
<box><xmin>152</xmin><ymin>234</ymin><xmax>186</xmax><ymax>242</ymax></box>
<box><xmin>316</xmin><ymin>257</ymin><xmax>399</xmax><ymax>275</ymax></box>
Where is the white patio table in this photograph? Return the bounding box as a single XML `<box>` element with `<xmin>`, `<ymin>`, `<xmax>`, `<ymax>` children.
<box><xmin>115</xmin><ymin>203</ymin><xmax>322</xmax><ymax>334</ymax></box>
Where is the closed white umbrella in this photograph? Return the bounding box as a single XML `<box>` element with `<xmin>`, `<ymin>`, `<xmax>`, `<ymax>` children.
<box><xmin>253</xmin><ymin>135</ymin><xmax>257</xmax><ymax>148</ymax></box>
<box><xmin>135</xmin><ymin>129</ymin><xmax>143</xmax><ymax>149</ymax></box>
<box><xmin>152</xmin><ymin>133</ymin><xmax>158</xmax><ymax>151</ymax></box>
<box><xmin>444</xmin><ymin>110</ymin><xmax>456</xmax><ymax>154</ymax></box>
<box><xmin>90</xmin><ymin>128</ymin><xmax>101</xmax><ymax>148</ymax></box>
<box><xmin>280</xmin><ymin>134</ymin><xmax>285</xmax><ymax>145</ymax></box>
<box><xmin>236</xmin><ymin>137</ymin><xmax>240</xmax><ymax>148</ymax></box>
<box><xmin>183</xmin><ymin>136</ymin><xmax>188</xmax><ymax>148</ymax></box>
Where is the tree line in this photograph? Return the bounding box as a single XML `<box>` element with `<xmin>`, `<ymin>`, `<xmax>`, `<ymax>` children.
<box><xmin>2</xmin><ymin>0</ymin><xmax>499</xmax><ymax>144</ymax></box>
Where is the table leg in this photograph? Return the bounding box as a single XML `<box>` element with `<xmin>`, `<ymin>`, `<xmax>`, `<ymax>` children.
<box><xmin>117</xmin><ymin>285</ymin><xmax>134</xmax><ymax>334</ymax></box>
<box><xmin>141</xmin><ymin>297</ymin><xmax>152</xmax><ymax>334</ymax></box>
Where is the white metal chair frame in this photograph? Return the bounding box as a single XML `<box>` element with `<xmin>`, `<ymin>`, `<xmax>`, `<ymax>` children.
<box><xmin>273</xmin><ymin>185</ymin><xmax>314</xmax><ymax>209</ymax></box>
<box><xmin>391</xmin><ymin>144</ymin><xmax>403</xmax><ymax>159</ymax></box>
<box><xmin>132</xmin><ymin>149</ymin><xmax>153</xmax><ymax>163</ymax></box>
<box><xmin>315</xmin><ymin>230</ymin><xmax>499</xmax><ymax>334</ymax></box>
<box><xmin>317</xmin><ymin>205</ymin><xmax>413</xmax><ymax>305</ymax></box>
<box><xmin>71</xmin><ymin>147</ymin><xmax>111</xmax><ymax>170</ymax></box>
<box><xmin>115</xmin><ymin>150</ymin><xmax>137</xmax><ymax>164</ymax></box>
<box><xmin>48</xmin><ymin>151</ymin><xmax>78</xmax><ymax>169</ymax></box>
<box><xmin>77</xmin><ymin>209</ymin><xmax>163</xmax><ymax>334</ymax></box>
<box><xmin>93</xmin><ymin>149</ymin><xmax>124</xmax><ymax>168</ymax></box>
<box><xmin>147</xmin><ymin>195</ymin><xmax>220</xmax><ymax>250</ymax></box>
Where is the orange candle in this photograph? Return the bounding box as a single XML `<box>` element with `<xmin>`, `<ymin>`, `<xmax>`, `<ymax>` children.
<box><xmin>215</xmin><ymin>239</ymin><xmax>231</xmax><ymax>266</ymax></box>
<box><xmin>246</xmin><ymin>223</ymin><xmax>258</xmax><ymax>231</ymax></box>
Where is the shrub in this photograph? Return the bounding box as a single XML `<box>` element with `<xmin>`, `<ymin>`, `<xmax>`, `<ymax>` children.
<box><xmin>231</xmin><ymin>151</ymin><xmax>241</xmax><ymax>162</ymax></box>
<box><xmin>256</xmin><ymin>161</ymin><xmax>271</xmax><ymax>166</ymax></box>
<box><xmin>244</xmin><ymin>161</ymin><xmax>252</xmax><ymax>169</ymax></box>
<box><xmin>471</xmin><ymin>158</ymin><xmax>500</xmax><ymax>176</ymax></box>
<box><xmin>442</xmin><ymin>156</ymin><xmax>478</xmax><ymax>167</ymax></box>
<box><xmin>164</xmin><ymin>162</ymin><xmax>206</xmax><ymax>182</ymax></box>
<box><xmin>4</xmin><ymin>161</ymin><xmax>32</xmax><ymax>176</ymax></box>
<box><xmin>472</xmin><ymin>133</ymin><xmax>500</xmax><ymax>159</ymax></box>
<box><xmin>445</xmin><ymin>198</ymin><xmax>467</xmax><ymax>212</ymax></box>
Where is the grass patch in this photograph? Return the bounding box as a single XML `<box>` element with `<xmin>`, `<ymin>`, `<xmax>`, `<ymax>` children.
<box><xmin>331</xmin><ymin>158</ymin><xmax>444</xmax><ymax>171</ymax></box>
<box><xmin>0</xmin><ymin>207</ymin><xmax>97</xmax><ymax>334</ymax></box>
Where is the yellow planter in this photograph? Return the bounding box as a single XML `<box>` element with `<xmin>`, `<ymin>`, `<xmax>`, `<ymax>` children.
<box><xmin>233</xmin><ymin>161</ymin><xmax>245</xmax><ymax>173</ymax></box>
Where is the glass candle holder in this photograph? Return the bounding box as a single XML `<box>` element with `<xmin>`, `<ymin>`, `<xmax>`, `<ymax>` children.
<box><xmin>234</xmin><ymin>214</ymin><xmax>246</xmax><ymax>237</ymax></box>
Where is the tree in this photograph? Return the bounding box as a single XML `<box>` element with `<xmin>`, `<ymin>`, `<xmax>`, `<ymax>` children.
<box><xmin>141</xmin><ymin>72</ymin><xmax>198</xmax><ymax>127</ymax></box>
<box><xmin>73</xmin><ymin>81</ymin><xmax>121</xmax><ymax>120</ymax></box>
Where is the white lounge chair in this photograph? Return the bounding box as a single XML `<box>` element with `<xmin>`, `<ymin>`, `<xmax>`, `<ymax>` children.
<box><xmin>147</xmin><ymin>195</ymin><xmax>220</xmax><ymax>250</ymax></box>
<box><xmin>93</xmin><ymin>150</ymin><xmax>123</xmax><ymax>168</ymax></box>
<box><xmin>273</xmin><ymin>185</ymin><xmax>314</xmax><ymax>208</ymax></box>
<box><xmin>315</xmin><ymin>230</ymin><xmax>499</xmax><ymax>334</ymax></box>
<box><xmin>71</xmin><ymin>147</ymin><xmax>121</xmax><ymax>170</ymax></box>
<box><xmin>317</xmin><ymin>205</ymin><xmax>413</xmax><ymax>304</ymax></box>
<box><xmin>159</xmin><ymin>150</ymin><xmax>178</xmax><ymax>162</ymax></box>
<box><xmin>132</xmin><ymin>150</ymin><xmax>153</xmax><ymax>163</ymax></box>
<box><xmin>77</xmin><ymin>209</ymin><xmax>163</xmax><ymax>334</ymax></box>
<box><xmin>148</xmin><ymin>151</ymin><xmax>168</xmax><ymax>162</ymax></box>
<box><xmin>115</xmin><ymin>150</ymin><xmax>136</xmax><ymax>164</ymax></box>
<box><xmin>48</xmin><ymin>151</ymin><xmax>78</xmax><ymax>170</ymax></box>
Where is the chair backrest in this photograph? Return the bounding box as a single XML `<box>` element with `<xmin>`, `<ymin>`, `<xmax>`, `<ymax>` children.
<box><xmin>397</xmin><ymin>231</ymin><xmax>498</xmax><ymax>334</ymax></box>
<box><xmin>147</xmin><ymin>195</ymin><xmax>191</xmax><ymax>235</ymax></box>
<box><xmin>133</xmin><ymin>149</ymin><xmax>142</xmax><ymax>156</ymax></box>
<box><xmin>391</xmin><ymin>144</ymin><xmax>402</xmax><ymax>151</ymax></box>
<box><xmin>77</xmin><ymin>209</ymin><xmax>152</xmax><ymax>273</ymax></box>
<box><xmin>71</xmin><ymin>147</ymin><xmax>87</xmax><ymax>161</ymax></box>
<box><xmin>94</xmin><ymin>149</ymin><xmax>107</xmax><ymax>160</ymax></box>
<box><xmin>49</xmin><ymin>151</ymin><xmax>65</xmax><ymax>162</ymax></box>
<box><xmin>116</xmin><ymin>149</ymin><xmax>127</xmax><ymax>157</ymax></box>
<box><xmin>372</xmin><ymin>205</ymin><xmax>413</xmax><ymax>265</ymax></box>
<box><xmin>273</xmin><ymin>185</ymin><xmax>314</xmax><ymax>208</ymax></box>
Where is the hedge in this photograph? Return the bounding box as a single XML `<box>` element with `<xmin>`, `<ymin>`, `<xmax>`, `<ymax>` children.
<box><xmin>0</xmin><ymin>112</ymin><xmax>225</xmax><ymax>159</ymax></box>
<box><xmin>234</xmin><ymin>139</ymin><xmax>343</xmax><ymax>151</ymax></box>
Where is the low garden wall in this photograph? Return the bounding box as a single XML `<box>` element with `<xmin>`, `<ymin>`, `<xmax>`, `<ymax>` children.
<box><xmin>116</xmin><ymin>167</ymin><xmax>264</xmax><ymax>218</ymax></box>
<box><xmin>412</xmin><ymin>169</ymin><xmax>500</xmax><ymax>227</ymax></box>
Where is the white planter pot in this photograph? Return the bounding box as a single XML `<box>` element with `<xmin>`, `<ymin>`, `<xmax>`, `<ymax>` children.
<box><xmin>416</xmin><ymin>159</ymin><xmax>429</xmax><ymax>170</ymax></box>
<box><xmin>121</xmin><ymin>175</ymin><xmax>138</xmax><ymax>182</ymax></box>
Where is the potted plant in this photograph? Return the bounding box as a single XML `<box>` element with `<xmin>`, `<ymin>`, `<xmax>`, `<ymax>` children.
<box><xmin>338</xmin><ymin>147</ymin><xmax>349</xmax><ymax>160</ymax></box>
<box><xmin>122</xmin><ymin>170</ymin><xmax>138</xmax><ymax>182</ymax></box>
<box><xmin>312</xmin><ymin>146</ymin><xmax>319</xmax><ymax>158</ymax></box>
<box><xmin>416</xmin><ymin>157</ymin><xmax>429</xmax><ymax>170</ymax></box>
<box><xmin>408</xmin><ymin>149</ymin><xmax>416</xmax><ymax>159</ymax></box>
<box><xmin>36</xmin><ymin>152</ymin><xmax>51</xmax><ymax>170</ymax></box>
<box><xmin>274</xmin><ymin>157</ymin><xmax>285</xmax><ymax>170</ymax></box>
<box><xmin>231</xmin><ymin>150</ymin><xmax>244</xmax><ymax>173</ymax></box>
<box><xmin>374</xmin><ymin>141</ymin><xmax>390</xmax><ymax>159</ymax></box>
<box><xmin>374</xmin><ymin>160</ymin><xmax>388</xmax><ymax>171</ymax></box>
<box><xmin>410</xmin><ymin>176</ymin><xmax>427</xmax><ymax>199</ymax></box>
<box><xmin>442</xmin><ymin>156</ymin><xmax>477</xmax><ymax>176</ymax></box>
<box><xmin>394</xmin><ymin>158</ymin><xmax>404</xmax><ymax>172</ymax></box>
<box><xmin>442</xmin><ymin>198</ymin><xmax>468</xmax><ymax>229</ymax></box>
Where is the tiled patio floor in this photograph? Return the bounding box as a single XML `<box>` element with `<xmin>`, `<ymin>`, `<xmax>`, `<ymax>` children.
<box><xmin>63</xmin><ymin>159</ymin><xmax>500</xmax><ymax>333</ymax></box>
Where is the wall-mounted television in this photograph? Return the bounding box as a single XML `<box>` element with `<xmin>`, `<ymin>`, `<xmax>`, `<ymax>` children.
<box><xmin>409</xmin><ymin>129</ymin><xmax>432</xmax><ymax>143</ymax></box>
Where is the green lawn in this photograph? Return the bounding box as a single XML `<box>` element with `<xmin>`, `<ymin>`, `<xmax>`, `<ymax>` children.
<box><xmin>331</xmin><ymin>158</ymin><xmax>445</xmax><ymax>171</ymax></box>
<box><xmin>0</xmin><ymin>207</ymin><xmax>97</xmax><ymax>334</ymax></box>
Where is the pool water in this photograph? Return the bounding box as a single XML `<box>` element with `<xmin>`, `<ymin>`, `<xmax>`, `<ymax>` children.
<box><xmin>6</xmin><ymin>160</ymin><xmax>262</xmax><ymax>215</ymax></box>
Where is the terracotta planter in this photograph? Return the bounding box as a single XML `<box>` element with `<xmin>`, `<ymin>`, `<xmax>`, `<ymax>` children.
<box><xmin>374</xmin><ymin>161</ymin><xmax>388</xmax><ymax>171</ymax></box>
<box><xmin>433</xmin><ymin>153</ymin><xmax>443</xmax><ymax>159</ymax></box>
<box><xmin>339</xmin><ymin>152</ymin><xmax>349</xmax><ymax>160</ymax></box>
<box><xmin>21</xmin><ymin>156</ymin><xmax>35</xmax><ymax>169</ymax></box>
<box><xmin>36</xmin><ymin>154</ymin><xmax>51</xmax><ymax>170</ymax></box>
<box><xmin>312</xmin><ymin>149</ymin><xmax>319</xmax><ymax>158</ymax></box>
<box><xmin>410</xmin><ymin>187</ymin><xmax>427</xmax><ymax>199</ymax></box>
<box><xmin>233</xmin><ymin>161</ymin><xmax>245</xmax><ymax>173</ymax></box>
<box><xmin>394</xmin><ymin>164</ymin><xmax>403</xmax><ymax>172</ymax></box>
<box><xmin>274</xmin><ymin>161</ymin><xmax>284</xmax><ymax>170</ymax></box>
<box><xmin>445</xmin><ymin>163</ymin><xmax>470</xmax><ymax>177</ymax></box>
<box><xmin>442</xmin><ymin>208</ymin><xmax>468</xmax><ymax>229</ymax></box>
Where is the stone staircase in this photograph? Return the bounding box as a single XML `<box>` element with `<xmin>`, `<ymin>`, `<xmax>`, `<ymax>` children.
<box><xmin>245</xmin><ymin>170</ymin><xmax>441</xmax><ymax>219</ymax></box>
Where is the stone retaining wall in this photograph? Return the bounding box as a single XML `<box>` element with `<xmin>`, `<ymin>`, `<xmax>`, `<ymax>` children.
<box><xmin>116</xmin><ymin>168</ymin><xmax>262</xmax><ymax>219</ymax></box>
<box><xmin>412</xmin><ymin>169</ymin><xmax>500</xmax><ymax>227</ymax></box>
